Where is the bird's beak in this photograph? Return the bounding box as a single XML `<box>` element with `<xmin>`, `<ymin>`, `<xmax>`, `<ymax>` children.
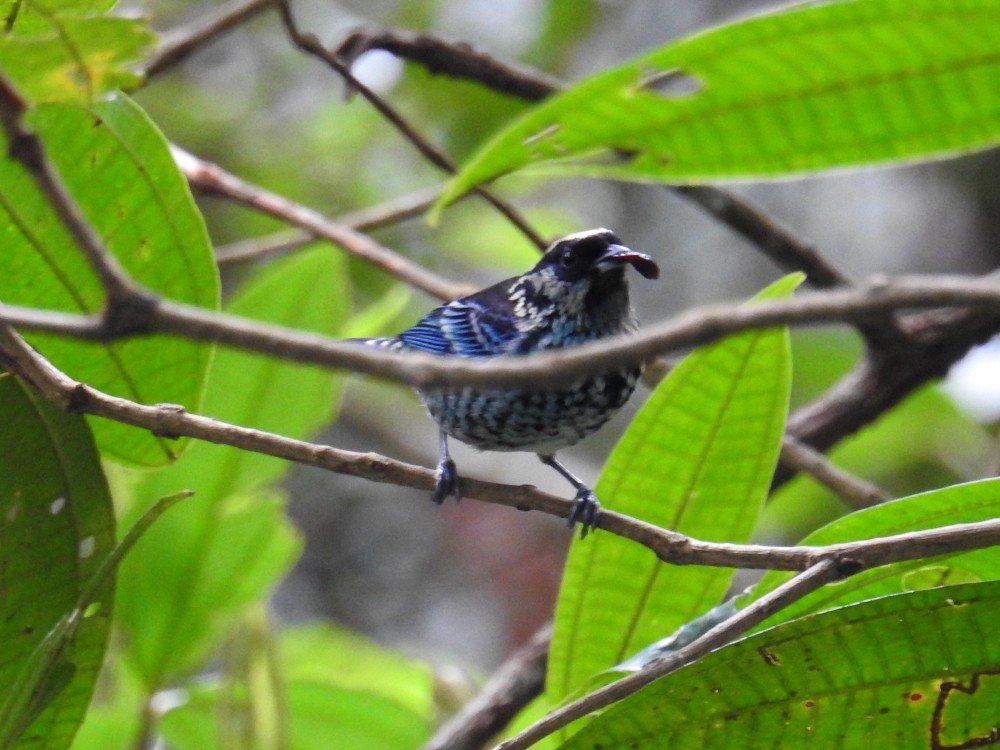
<box><xmin>598</xmin><ymin>244</ymin><xmax>660</xmax><ymax>280</ymax></box>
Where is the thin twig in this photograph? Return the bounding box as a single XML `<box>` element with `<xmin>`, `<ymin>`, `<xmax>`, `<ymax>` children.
<box><xmin>3</xmin><ymin>325</ymin><xmax>1000</xmax><ymax>575</ymax></box>
<box><xmin>335</xmin><ymin>26</ymin><xmax>560</xmax><ymax>102</ymax></box>
<box><xmin>421</xmin><ymin>623</ymin><xmax>552</xmax><ymax>750</ymax></box>
<box><xmin>214</xmin><ymin>185</ymin><xmax>441</xmax><ymax>265</ymax></box>
<box><xmin>494</xmin><ymin>559</ymin><xmax>842</xmax><ymax>750</ymax></box>
<box><xmin>783</xmin><ymin>302</ymin><xmax>1000</xmax><ymax>468</ymax></box>
<box><xmin>143</xmin><ymin>0</ymin><xmax>278</xmax><ymax>77</ymax></box>
<box><xmin>276</xmin><ymin>1</ymin><xmax>548</xmax><ymax>251</ymax></box>
<box><xmin>4</xmin><ymin>275</ymin><xmax>1000</xmax><ymax>390</ymax></box>
<box><xmin>173</xmin><ymin>145</ymin><xmax>469</xmax><ymax>301</ymax></box>
<box><xmin>779</xmin><ymin>434</ymin><xmax>892</xmax><ymax>509</ymax></box>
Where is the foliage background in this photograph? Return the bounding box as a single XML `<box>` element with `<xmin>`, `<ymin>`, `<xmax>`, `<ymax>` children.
<box><xmin>121</xmin><ymin>0</ymin><xmax>1000</xmax><ymax>669</ymax></box>
<box><xmin>2</xmin><ymin>0</ymin><xmax>1000</xmax><ymax>748</ymax></box>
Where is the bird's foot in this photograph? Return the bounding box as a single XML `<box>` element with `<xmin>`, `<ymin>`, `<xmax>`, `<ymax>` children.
<box><xmin>567</xmin><ymin>489</ymin><xmax>601</xmax><ymax>539</ymax></box>
<box><xmin>432</xmin><ymin>457</ymin><xmax>462</xmax><ymax>504</ymax></box>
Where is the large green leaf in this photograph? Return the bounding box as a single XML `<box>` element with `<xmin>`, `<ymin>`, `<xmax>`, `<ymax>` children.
<box><xmin>115</xmin><ymin>247</ymin><xmax>349</xmax><ymax>689</ymax></box>
<box><xmin>546</xmin><ymin>275</ymin><xmax>798</xmax><ymax>706</ymax></box>
<box><xmin>751</xmin><ymin>477</ymin><xmax>1000</xmax><ymax>628</ymax></box>
<box><xmin>559</xmin><ymin>581</ymin><xmax>1000</xmax><ymax>749</ymax></box>
<box><xmin>0</xmin><ymin>1</ymin><xmax>154</xmax><ymax>104</ymax></box>
<box><xmin>0</xmin><ymin>375</ymin><xmax>114</xmax><ymax>750</ymax></box>
<box><xmin>0</xmin><ymin>95</ymin><xmax>218</xmax><ymax>466</ymax></box>
<box><xmin>437</xmin><ymin>0</ymin><xmax>1000</xmax><ymax>209</ymax></box>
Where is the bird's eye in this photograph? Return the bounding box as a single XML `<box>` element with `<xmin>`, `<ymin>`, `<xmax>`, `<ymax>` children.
<box><xmin>560</xmin><ymin>249</ymin><xmax>578</xmax><ymax>269</ymax></box>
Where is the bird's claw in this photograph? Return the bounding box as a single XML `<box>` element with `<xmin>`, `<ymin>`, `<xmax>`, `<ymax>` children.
<box><xmin>432</xmin><ymin>457</ymin><xmax>461</xmax><ymax>504</ymax></box>
<box><xmin>567</xmin><ymin>489</ymin><xmax>601</xmax><ymax>539</ymax></box>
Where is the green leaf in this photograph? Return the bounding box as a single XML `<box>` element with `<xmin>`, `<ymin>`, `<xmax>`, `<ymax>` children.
<box><xmin>161</xmin><ymin>682</ymin><xmax>432</xmax><ymax>750</ymax></box>
<box><xmin>0</xmin><ymin>95</ymin><xmax>218</xmax><ymax>466</ymax></box>
<box><xmin>751</xmin><ymin>477</ymin><xmax>1000</xmax><ymax>629</ymax></box>
<box><xmin>279</xmin><ymin>624</ymin><xmax>435</xmax><ymax>720</ymax></box>
<box><xmin>0</xmin><ymin>375</ymin><xmax>114</xmax><ymax>750</ymax></box>
<box><xmin>437</xmin><ymin>0</ymin><xmax>1000</xmax><ymax>210</ymax></box>
<box><xmin>116</xmin><ymin>488</ymin><xmax>301</xmax><ymax>691</ymax></box>
<box><xmin>160</xmin><ymin>622</ymin><xmax>434</xmax><ymax>750</ymax></box>
<box><xmin>559</xmin><ymin>581</ymin><xmax>1000</xmax><ymax>749</ymax></box>
<box><xmin>1</xmin><ymin>1</ymin><xmax>114</xmax><ymax>34</ymax></box>
<box><xmin>0</xmin><ymin>14</ymin><xmax>155</xmax><ymax>104</ymax></box>
<box><xmin>547</xmin><ymin>274</ymin><xmax>799</xmax><ymax>705</ymax></box>
<box><xmin>115</xmin><ymin>248</ymin><xmax>350</xmax><ymax>688</ymax></box>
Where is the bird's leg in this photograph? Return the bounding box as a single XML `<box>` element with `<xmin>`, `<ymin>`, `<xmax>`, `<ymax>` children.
<box><xmin>538</xmin><ymin>454</ymin><xmax>601</xmax><ymax>538</ymax></box>
<box><xmin>433</xmin><ymin>430</ymin><xmax>462</xmax><ymax>504</ymax></box>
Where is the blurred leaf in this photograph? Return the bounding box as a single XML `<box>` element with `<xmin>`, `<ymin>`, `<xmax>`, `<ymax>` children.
<box><xmin>0</xmin><ymin>376</ymin><xmax>114</xmax><ymax>750</ymax></box>
<box><xmin>558</xmin><ymin>581</ymin><xmax>1000</xmax><ymax>749</ymax></box>
<box><xmin>752</xmin><ymin>477</ymin><xmax>1000</xmax><ymax>629</ymax></box>
<box><xmin>0</xmin><ymin>95</ymin><xmax>218</xmax><ymax>466</ymax></box>
<box><xmin>437</xmin><ymin>0</ymin><xmax>1000</xmax><ymax>210</ymax></box>
<box><xmin>341</xmin><ymin>284</ymin><xmax>414</xmax><ymax>340</ymax></box>
<box><xmin>279</xmin><ymin>624</ymin><xmax>435</xmax><ymax>720</ymax></box>
<box><xmin>788</xmin><ymin>328</ymin><xmax>862</xmax><ymax>408</ymax></box>
<box><xmin>66</xmin><ymin>658</ymin><xmax>145</xmax><ymax>750</ymax></box>
<box><xmin>161</xmin><ymin>624</ymin><xmax>434</xmax><ymax>750</ymax></box>
<box><xmin>117</xmin><ymin>488</ymin><xmax>300</xmax><ymax>691</ymax></box>
<box><xmin>0</xmin><ymin>13</ymin><xmax>155</xmax><ymax>104</ymax></box>
<box><xmin>115</xmin><ymin>248</ymin><xmax>349</xmax><ymax>689</ymax></box>
<box><xmin>547</xmin><ymin>274</ymin><xmax>799</xmax><ymax>706</ymax></box>
<box><xmin>162</xmin><ymin>681</ymin><xmax>431</xmax><ymax>750</ymax></box>
<box><xmin>522</xmin><ymin>0</ymin><xmax>600</xmax><ymax>72</ymax></box>
<box><xmin>1</xmin><ymin>1</ymin><xmax>114</xmax><ymax>34</ymax></box>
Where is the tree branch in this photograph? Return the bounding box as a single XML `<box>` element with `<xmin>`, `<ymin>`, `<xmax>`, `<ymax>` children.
<box><xmin>214</xmin><ymin>185</ymin><xmax>442</xmax><ymax>266</ymax></box>
<box><xmin>277</xmin><ymin>1</ymin><xmax>548</xmax><ymax>251</ymax></box>
<box><xmin>334</xmin><ymin>26</ymin><xmax>560</xmax><ymax>102</ymax></box>
<box><xmin>778</xmin><ymin>434</ymin><xmax>891</xmax><ymax>509</ymax></box>
<box><xmin>173</xmin><ymin>145</ymin><xmax>470</xmax><ymax>301</ymax></box>
<box><xmin>143</xmin><ymin>0</ymin><xmax>278</xmax><ymax>77</ymax></box>
<box><xmin>3</xmin><ymin>324</ymin><xmax>999</xmax><ymax>575</ymax></box>
<box><xmin>421</xmin><ymin>623</ymin><xmax>552</xmax><ymax>750</ymax></box>
<box><xmin>4</xmin><ymin>275</ymin><xmax>1000</xmax><ymax>391</ymax></box>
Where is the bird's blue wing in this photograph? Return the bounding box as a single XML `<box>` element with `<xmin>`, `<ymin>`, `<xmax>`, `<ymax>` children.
<box><xmin>398</xmin><ymin>308</ymin><xmax>454</xmax><ymax>354</ymax></box>
<box><xmin>399</xmin><ymin>283</ymin><xmax>521</xmax><ymax>357</ymax></box>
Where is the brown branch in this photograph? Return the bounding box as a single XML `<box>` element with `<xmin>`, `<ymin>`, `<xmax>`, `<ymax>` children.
<box><xmin>4</xmin><ymin>325</ymin><xmax>1000</xmax><ymax>576</ymax></box>
<box><xmin>4</xmin><ymin>275</ymin><xmax>1000</xmax><ymax>391</ymax></box>
<box><xmin>335</xmin><ymin>27</ymin><xmax>560</xmax><ymax>103</ymax></box>
<box><xmin>778</xmin><ymin>434</ymin><xmax>892</xmax><ymax>509</ymax></box>
<box><xmin>422</xmin><ymin>623</ymin><xmax>552</xmax><ymax>750</ymax></box>
<box><xmin>672</xmin><ymin>186</ymin><xmax>850</xmax><ymax>289</ymax></box>
<box><xmin>783</xmin><ymin>304</ymin><xmax>1000</xmax><ymax>474</ymax></box>
<box><xmin>214</xmin><ymin>185</ymin><xmax>441</xmax><ymax>265</ymax></box>
<box><xmin>276</xmin><ymin>1</ymin><xmax>548</xmax><ymax>251</ymax></box>
<box><xmin>173</xmin><ymin>145</ymin><xmax>470</xmax><ymax>301</ymax></box>
<box><xmin>143</xmin><ymin>0</ymin><xmax>278</xmax><ymax>77</ymax></box>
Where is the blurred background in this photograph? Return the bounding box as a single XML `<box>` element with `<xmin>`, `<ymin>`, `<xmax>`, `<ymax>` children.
<box><xmin>124</xmin><ymin>0</ymin><xmax>1000</xmax><ymax>679</ymax></box>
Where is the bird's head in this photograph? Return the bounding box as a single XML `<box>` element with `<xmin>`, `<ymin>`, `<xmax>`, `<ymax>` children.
<box><xmin>534</xmin><ymin>228</ymin><xmax>660</xmax><ymax>283</ymax></box>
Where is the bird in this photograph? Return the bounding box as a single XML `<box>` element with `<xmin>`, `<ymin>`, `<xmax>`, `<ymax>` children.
<box><xmin>360</xmin><ymin>228</ymin><xmax>659</xmax><ymax>537</ymax></box>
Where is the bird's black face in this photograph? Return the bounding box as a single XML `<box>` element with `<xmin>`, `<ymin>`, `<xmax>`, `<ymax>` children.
<box><xmin>536</xmin><ymin>228</ymin><xmax>660</xmax><ymax>283</ymax></box>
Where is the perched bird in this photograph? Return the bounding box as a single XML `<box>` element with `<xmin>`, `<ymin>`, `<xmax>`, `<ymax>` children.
<box><xmin>362</xmin><ymin>228</ymin><xmax>659</xmax><ymax>536</ymax></box>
